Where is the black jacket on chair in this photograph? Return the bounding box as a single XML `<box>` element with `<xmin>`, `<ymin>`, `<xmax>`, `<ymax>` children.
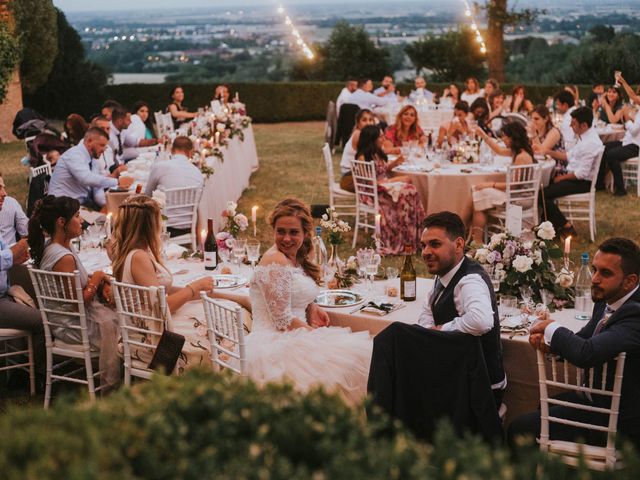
<box><xmin>367</xmin><ymin>322</ymin><xmax>503</xmax><ymax>443</ymax></box>
<box><xmin>550</xmin><ymin>288</ymin><xmax>640</xmax><ymax>442</ymax></box>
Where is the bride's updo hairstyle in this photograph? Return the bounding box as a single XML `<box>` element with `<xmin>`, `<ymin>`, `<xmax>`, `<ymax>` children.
<box><xmin>111</xmin><ymin>194</ymin><xmax>164</xmax><ymax>281</ymax></box>
<box><xmin>269</xmin><ymin>198</ymin><xmax>321</xmax><ymax>284</ymax></box>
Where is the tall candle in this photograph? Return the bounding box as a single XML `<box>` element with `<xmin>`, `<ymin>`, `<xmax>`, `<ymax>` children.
<box><xmin>214</xmin><ymin>131</ymin><xmax>220</xmax><ymax>144</ymax></box>
<box><xmin>564</xmin><ymin>235</ymin><xmax>571</xmax><ymax>255</ymax></box>
<box><xmin>251</xmin><ymin>205</ymin><xmax>258</xmax><ymax>236</ymax></box>
<box><xmin>375</xmin><ymin>214</ymin><xmax>381</xmax><ymax>237</ymax></box>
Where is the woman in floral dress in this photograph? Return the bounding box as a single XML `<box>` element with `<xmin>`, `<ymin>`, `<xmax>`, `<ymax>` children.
<box><xmin>356</xmin><ymin>125</ymin><xmax>425</xmax><ymax>255</ymax></box>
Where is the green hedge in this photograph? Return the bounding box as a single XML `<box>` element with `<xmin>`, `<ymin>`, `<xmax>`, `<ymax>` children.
<box><xmin>0</xmin><ymin>370</ymin><xmax>638</xmax><ymax>479</ymax></box>
<box><xmin>98</xmin><ymin>82</ymin><xmax>592</xmax><ymax>124</ymax></box>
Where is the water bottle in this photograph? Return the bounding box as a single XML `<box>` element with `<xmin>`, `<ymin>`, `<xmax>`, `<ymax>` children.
<box><xmin>312</xmin><ymin>226</ymin><xmax>328</xmax><ymax>268</ymax></box>
<box><xmin>574</xmin><ymin>253</ymin><xmax>593</xmax><ymax>320</ymax></box>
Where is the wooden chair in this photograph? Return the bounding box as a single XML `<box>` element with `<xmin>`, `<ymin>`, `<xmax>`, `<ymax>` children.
<box><xmin>350</xmin><ymin>159</ymin><xmax>380</xmax><ymax>248</ymax></box>
<box><xmin>536</xmin><ymin>350</ymin><xmax>626</xmax><ymax>471</ymax></box>
<box><xmin>29</xmin><ymin>267</ymin><xmax>103</xmax><ymax>408</ymax></box>
<box><xmin>112</xmin><ymin>281</ymin><xmax>169</xmax><ymax>385</ymax></box>
<box><xmin>201</xmin><ymin>294</ymin><xmax>247</xmax><ymax>376</ymax></box>
<box><xmin>323</xmin><ymin>143</ymin><xmax>355</xmax><ymax>217</ymax></box>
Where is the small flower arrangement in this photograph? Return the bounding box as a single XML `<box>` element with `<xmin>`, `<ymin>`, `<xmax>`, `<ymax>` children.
<box><xmin>320</xmin><ymin>207</ymin><xmax>351</xmax><ymax>246</ymax></box>
<box><xmin>221</xmin><ymin>201</ymin><xmax>249</xmax><ymax>238</ymax></box>
<box><xmin>200</xmin><ymin>164</ymin><xmax>215</xmax><ymax>179</ymax></box>
<box><xmin>215</xmin><ymin>231</ymin><xmax>235</xmax><ymax>258</ymax></box>
<box><xmin>469</xmin><ymin>221</ymin><xmax>574</xmax><ymax>309</ymax></box>
<box><xmin>327</xmin><ymin>256</ymin><xmax>359</xmax><ymax>289</ymax></box>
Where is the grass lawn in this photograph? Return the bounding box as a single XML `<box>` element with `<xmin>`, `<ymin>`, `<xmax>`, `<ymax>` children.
<box><xmin>1</xmin><ymin>121</ymin><xmax>639</xmax><ymax>275</ymax></box>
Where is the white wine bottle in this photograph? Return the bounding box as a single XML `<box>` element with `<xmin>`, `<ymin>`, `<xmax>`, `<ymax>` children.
<box><xmin>400</xmin><ymin>245</ymin><xmax>416</xmax><ymax>302</ymax></box>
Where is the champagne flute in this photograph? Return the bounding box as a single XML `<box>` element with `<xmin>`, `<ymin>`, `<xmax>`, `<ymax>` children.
<box><xmin>232</xmin><ymin>238</ymin><xmax>247</xmax><ymax>274</ymax></box>
<box><xmin>246</xmin><ymin>239</ymin><xmax>261</xmax><ymax>269</ymax></box>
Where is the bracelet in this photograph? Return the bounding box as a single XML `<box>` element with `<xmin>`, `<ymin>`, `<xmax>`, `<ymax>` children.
<box><xmin>187</xmin><ymin>284</ymin><xmax>196</xmax><ymax>299</ymax></box>
<box><xmin>86</xmin><ymin>284</ymin><xmax>97</xmax><ymax>297</ymax></box>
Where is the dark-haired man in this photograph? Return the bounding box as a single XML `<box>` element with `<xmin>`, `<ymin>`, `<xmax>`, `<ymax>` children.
<box><xmin>509</xmin><ymin>237</ymin><xmax>640</xmax><ymax>447</ymax></box>
<box><xmin>49</xmin><ymin>128</ymin><xmax>133</xmax><ymax>210</ymax></box>
<box><xmin>540</xmin><ymin>106</ymin><xmax>603</xmax><ymax>238</ymax></box>
<box><xmin>100</xmin><ymin>99</ymin><xmax>122</xmax><ymax>121</ymax></box>
<box><xmin>554</xmin><ymin>90</ymin><xmax>578</xmax><ymax>151</ymax></box>
<box><xmin>109</xmin><ymin>107</ymin><xmax>132</xmax><ymax>165</ymax></box>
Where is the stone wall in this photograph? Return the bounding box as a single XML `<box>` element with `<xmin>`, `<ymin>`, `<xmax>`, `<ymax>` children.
<box><xmin>0</xmin><ymin>0</ymin><xmax>22</xmax><ymax>143</ymax></box>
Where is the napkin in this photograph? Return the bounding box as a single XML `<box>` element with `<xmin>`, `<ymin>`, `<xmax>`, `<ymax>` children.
<box><xmin>166</xmin><ymin>242</ymin><xmax>188</xmax><ymax>260</ymax></box>
<box><xmin>361</xmin><ymin>300</ymin><xmax>406</xmax><ymax>316</ymax></box>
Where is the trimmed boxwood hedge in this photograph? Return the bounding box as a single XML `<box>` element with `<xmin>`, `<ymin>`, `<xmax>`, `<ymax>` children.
<box><xmin>0</xmin><ymin>370</ymin><xmax>638</xmax><ymax>479</ymax></box>
<box><xmin>98</xmin><ymin>82</ymin><xmax>591</xmax><ymax>124</ymax></box>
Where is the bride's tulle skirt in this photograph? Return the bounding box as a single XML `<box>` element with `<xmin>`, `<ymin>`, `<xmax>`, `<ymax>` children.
<box><xmin>246</xmin><ymin>326</ymin><xmax>373</xmax><ymax>405</ymax></box>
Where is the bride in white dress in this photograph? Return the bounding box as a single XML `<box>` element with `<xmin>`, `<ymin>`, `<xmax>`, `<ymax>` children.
<box><xmin>246</xmin><ymin>199</ymin><xmax>372</xmax><ymax>405</ymax></box>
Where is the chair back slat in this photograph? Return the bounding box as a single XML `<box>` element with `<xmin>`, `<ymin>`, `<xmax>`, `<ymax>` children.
<box><xmin>350</xmin><ymin>159</ymin><xmax>379</xmax><ymax>211</ymax></box>
<box><xmin>201</xmin><ymin>294</ymin><xmax>247</xmax><ymax>376</ymax></box>
<box><xmin>161</xmin><ymin>185</ymin><xmax>203</xmax><ymax>250</ymax></box>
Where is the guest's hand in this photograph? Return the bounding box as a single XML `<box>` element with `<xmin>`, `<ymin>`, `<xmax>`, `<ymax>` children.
<box><xmin>553</xmin><ymin>174</ymin><xmax>567</xmax><ymax>184</ymax></box>
<box><xmin>111</xmin><ymin>165</ymin><xmax>127</xmax><ymax>178</ymax></box>
<box><xmin>528</xmin><ymin>333</ymin><xmax>550</xmax><ymax>353</ymax></box>
<box><xmin>431</xmin><ymin>325</ymin><xmax>443</xmax><ymax>331</ymax></box>
<box><xmin>307</xmin><ymin>303</ymin><xmax>330</xmax><ymax>328</ymax></box>
<box><xmin>190</xmin><ymin>277</ymin><xmax>215</xmax><ymax>296</ymax></box>
<box><xmin>10</xmin><ymin>239</ymin><xmax>30</xmax><ymax>265</ymax></box>
<box><xmin>530</xmin><ymin>319</ymin><xmax>553</xmax><ymax>336</ymax></box>
<box><xmin>118</xmin><ymin>176</ymin><xmax>134</xmax><ymax>189</ymax></box>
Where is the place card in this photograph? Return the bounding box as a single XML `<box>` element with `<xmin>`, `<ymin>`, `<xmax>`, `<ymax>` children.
<box><xmin>505</xmin><ymin>205</ymin><xmax>523</xmax><ymax>237</ymax></box>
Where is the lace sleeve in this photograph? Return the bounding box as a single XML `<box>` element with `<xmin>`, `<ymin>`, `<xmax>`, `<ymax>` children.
<box><xmin>253</xmin><ymin>264</ymin><xmax>295</xmax><ymax>330</ymax></box>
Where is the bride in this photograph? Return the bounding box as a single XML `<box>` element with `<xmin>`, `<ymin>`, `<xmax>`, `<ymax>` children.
<box><xmin>247</xmin><ymin>198</ymin><xmax>372</xmax><ymax>405</ymax></box>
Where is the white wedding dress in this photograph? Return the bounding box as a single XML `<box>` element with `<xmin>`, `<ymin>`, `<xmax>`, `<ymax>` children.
<box><xmin>247</xmin><ymin>264</ymin><xmax>373</xmax><ymax>405</ymax></box>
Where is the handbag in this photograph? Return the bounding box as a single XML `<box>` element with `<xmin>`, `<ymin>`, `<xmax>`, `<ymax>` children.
<box><xmin>147</xmin><ymin>329</ymin><xmax>185</xmax><ymax>374</ymax></box>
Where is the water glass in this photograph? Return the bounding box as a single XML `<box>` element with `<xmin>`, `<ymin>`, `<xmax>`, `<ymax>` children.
<box><xmin>499</xmin><ymin>295</ymin><xmax>519</xmax><ymax>319</ymax></box>
<box><xmin>365</xmin><ymin>254</ymin><xmax>381</xmax><ymax>293</ymax></box>
<box><xmin>356</xmin><ymin>248</ymin><xmax>374</xmax><ymax>280</ymax></box>
<box><xmin>246</xmin><ymin>239</ymin><xmax>261</xmax><ymax>268</ymax></box>
<box><xmin>385</xmin><ymin>266</ymin><xmax>399</xmax><ymax>296</ymax></box>
<box><xmin>160</xmin><ymin>233</ymin><xmax>171</xmax><ymax>262</ymax></box>
<box><xmin>231</xmin><ymin>238</ymin><xmax>247</xmax><ymax>273</ymax></box>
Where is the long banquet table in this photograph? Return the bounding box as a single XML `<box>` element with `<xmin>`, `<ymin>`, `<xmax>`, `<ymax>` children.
<box><xmin>74</xmin><ymin>248</ymin><xmax>584</xmax><ymax>426</ymax></box>
<box><xmin>105</xmin><ymin>126</ymin><xmax>259</xmax><ymax>231</ymax></box>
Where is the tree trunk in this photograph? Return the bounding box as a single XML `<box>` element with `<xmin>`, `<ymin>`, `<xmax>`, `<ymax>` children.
<box><xmin>0</xmin><ymin>0</ymin><xmax>22</xmax><ymax>143</ymax></box>
<box><xmin>486</xmin><ymin>0</ymin><xmax>506</xmax><ymax>82</ymax></box>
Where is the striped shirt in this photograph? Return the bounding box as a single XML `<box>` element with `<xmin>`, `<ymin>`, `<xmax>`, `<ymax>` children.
<box><xmin>0</xmin><ymin>196</ymin><xmax>28</xmax><ymax>246</ymax></box>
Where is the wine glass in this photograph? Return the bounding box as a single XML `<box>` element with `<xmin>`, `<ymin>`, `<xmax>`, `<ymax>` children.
<box><xmin>231</xmin><ymin>238</ymin><xmax>247</xmax><ymax>274</ymax></box>
<box><xmin>160</xmin><ymin>233</ymin><xmax>171</xmax><ymax>262</ymax></box>
<box><xmin>323</xmin><ymin>263</ymin><xmax>337</xmax><ymax>287</ymax></box>
<box><xmin>385</xmin><ymin>266</ymin><xmax>398</xmax><ymax>297</ymax></box>
<box><xmin>365</xmin><ymin>254</ymin><xmax>381</xmax><ymax>294</ymax></box>
<box><xmin>356</xmin><ymin>248</ymin><xmax>374</xmax><ymax>281</ymax></box>
<box><xmin>246</xmin><ymin>239</ymin><xmax>261</xmax><ymax>269</ymax></box>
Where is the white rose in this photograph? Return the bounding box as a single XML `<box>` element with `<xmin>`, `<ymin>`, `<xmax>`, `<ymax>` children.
<box><xmin>495</xmin><ymin>262</ymin><xmax>504</xmax><ymax>271</ymax></box>
<box><xmin>322</xmin><ymin>214</ymin><xmax>328</xmax><ymax>221</ymax></box>
<box><xmin>537</xmin><ymin>221</ymin><xmax>556</xmax><ymax>240</ymax></box>
<box><xmin>474</xmin><ymin>248</ymin><xmax>490</xmax><ymax>263</ymax></box>
<box><xmin>556</xmin><ymin>272</ymin><xmax>574</xmax><ymax>288</ymax></box>
<box><xmin>489</xmin><ymin>233</ymin><xmax>506</xmax><ymax>249</ymax></box>
<box><xmin>512</xmin><ymin>255</ymin><xmax>534</xmax><ymax>273</ymax></box>
<box><xmin>226</xmin><ymin>201</ymin><xmax>237</xmax><ymax>216</ymax></box>
<box><xmin>532</xmin><ymin>249</ymin><xmax>543</xmax><ymax>265</ymax></box>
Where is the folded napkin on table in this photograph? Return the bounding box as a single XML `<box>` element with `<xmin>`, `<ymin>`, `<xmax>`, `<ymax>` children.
<box><xmin>166</xmin><ymin>242</ymin><xmax>188</xmax><ymax>260</ymax></box>
<box><xmin>361</xmin><ymin>300</ymin><xmax>406</xmax><ymax>316</ymax></box>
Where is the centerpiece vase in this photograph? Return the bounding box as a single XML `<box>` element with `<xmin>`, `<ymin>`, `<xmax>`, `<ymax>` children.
<box><xmin>327</xmin><ymin>243</ymin><xmax>343</xmax><ymax>275</ymax></box>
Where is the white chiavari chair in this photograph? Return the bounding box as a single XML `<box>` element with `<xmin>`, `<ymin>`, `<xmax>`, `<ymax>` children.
<box><xmin>28</xmin><ymin>160</ymin><xmax>52</xmax><ymax>183</ymax></box>
<box><xmin>323</xmin><ymin>143</ymin><xmax>355</xmax><ymax>217</ymax></box>
<box><xmin>162</xmin><ymin>185</ymin><xmax>203</xmax><ymax>251</ymax></box>
<box><xmin>350</xmin><ymin>159</ymin><xmax>380</xmax><ymax>248</ymax></box>
<box><xmin>0</xmin><ymin>329</ymin><xmax>35</xmax><ymax>396</ymax></box>
<box><xmin>201</xmin><ymin>294</ymin><xmax>247</xmax><ymax>376</ymax></box>
<box><xmin>536</xmin><ymin>350</ymin><xmax>626</xmax><ymax>471</ymax></box>
<box><xmin>621</xmin><ymin>156</ymin><xmax>639</xmax><ymax>197</ymax></box>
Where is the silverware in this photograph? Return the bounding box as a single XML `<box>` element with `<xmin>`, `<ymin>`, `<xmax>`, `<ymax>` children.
<box><xmin>349</xmin><ymin>304</ymin><xmax>368</xmax><ymax>314</ymax></box>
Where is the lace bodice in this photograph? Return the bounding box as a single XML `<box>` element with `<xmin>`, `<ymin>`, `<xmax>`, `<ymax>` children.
<box><xmin>250</xmin><ymin>264</ymin><xmax>319</xmax><ymax>332</ymax></box>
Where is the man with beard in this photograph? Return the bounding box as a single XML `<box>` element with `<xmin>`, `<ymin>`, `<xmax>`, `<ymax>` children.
<box><xmin>509</xmin><ymin>237</ymin><xmax>640</xmax><ymax>448</ymax></box>
<box><xmin>49</xmin><ymin>128</ymin><xmax>133</xmax><ymax>210</ymax></box>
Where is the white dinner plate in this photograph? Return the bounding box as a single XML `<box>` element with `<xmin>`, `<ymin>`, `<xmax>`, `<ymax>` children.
<box><xmin>315</xmin><ymin>290</ymin><xmax>365</xmax><ymax>308</ymax></box>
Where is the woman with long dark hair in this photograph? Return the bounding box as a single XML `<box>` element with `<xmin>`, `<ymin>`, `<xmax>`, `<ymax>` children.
<box><xmin>166</xmin><ymin>86</ymin><xmax>197</xmax><ymax>128</ymax></box>
<box><xmin>131</xmin><ymin>101</ymin><xmax>157</xmax><ymax>140</ymax></box>
<box><xmin>598</xmin><ymin>86</ymin><xmax>624</xmax><ymax>124</ymax></box>
<box><xmin>355</xmin><ymin>125</ymin><xmax>425</xmax><ymax>254</ymax></box>
<box><xmin>27</xmin><ymin>195</ymin><xmax>120</xmax><ymax>388</ymax></box>
<box><xmin>64</xmin><ymin>114</ymin><xmax>88</xmax><ymax>146</ymax></box>
<box><xmin>470</xmin><ymin>122</ymin><xmax>536</xmax><ymax>243</ymax></box>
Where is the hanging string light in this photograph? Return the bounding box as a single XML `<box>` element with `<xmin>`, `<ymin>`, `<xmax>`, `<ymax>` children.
<box><xmin>461</xmin><ymin>1</ymin><xmax>487</xmax><ymax>54</ymax></box>
<box><xmin>277</xmin><ymin>4</ymin><xmax>314</xmax><ymax>60</ymax></box>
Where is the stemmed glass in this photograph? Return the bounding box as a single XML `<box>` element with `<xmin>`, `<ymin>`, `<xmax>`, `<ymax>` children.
<box><xmin>231</xmin><ymin>238</ymin><xmax>247</xmax><ymax>274</ymax></box>
<box><xmin>385</xmin><ymin>266</ymin><xmax>398</xmax><ymax>297</ymax></box>
<box><xmin>323</xmin><ymin>263</ymin><xmax>337</xmax><ymax>287</ymax></box>
<box><xmin>356</xmin><ymin>248</ymin><xmax>374</xmax><ymax>282</ymax></box>
<box><xmin>246</xmin><ymin>239</ymin><xmax>261</xmax><ymax>269</ymax></box>
<box><xmin>365</xmin><ymin>253</ymin><xmax>381</xmax><ymax>294</ymax></box>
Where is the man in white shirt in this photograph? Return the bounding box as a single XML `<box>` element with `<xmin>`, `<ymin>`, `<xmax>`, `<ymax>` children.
<box><xmin>91</xmin><ymin>115</ymin><xmax>117</xmax><ymax>175</ymax></box>
<box><xmin>109</xmin><ymin>107</ymin><xmax>133</xmax><ymax>166</ymax></box>
<box><xmin>409</xmin><ymin>76</ymin><xmax>434</xmax><ymax>103</ymax></box>
<box><xmin>348</xmin><ymin>78</ymin><xmax>394</xmax><ymax>110</ymax></box>
<box><xmin>336</xmin><ymin>78</ymin><xmax>357</xmax><ymax>115</ymax></box>
<box><xmin>144</xmin><ymin>136</ymin><xmax>203</xmax><ymax>236</ymax></box>
<box><xmin>554</xmin><ymin>90</ymin><xmax>578</xmax><ymax>151</ymax></box>
<box><xmin>0</xmin><ymin>174</ymin><xmax>28</xmax><ymax>245</ymax></box>
<box><xmin>541</xmin><ymin>106</ymin><xmax>603</xmax><ymax>238</ymax></box>
<box><xmin>374</xmin><ymin>75</ymin><xmax>397</xmax><ymax>100</ymax></box>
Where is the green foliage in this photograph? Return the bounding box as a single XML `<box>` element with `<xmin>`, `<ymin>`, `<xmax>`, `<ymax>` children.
<box><xmin>290</xmin><ymin>21</ymin><xmax>391</xmax><ymax>81</ymax></box>
<box><xmin>0</xmin><ymin>22</ymin><xmax>20</xmax><ymax>103</ymax></box>
<box><xmin>10</xmin><ymin>0</ymin><xmax>58</xmax><ymax>93</ymax></box>
<box><xmin>22</xmin><ymin>8</ymin><xmax>108</xmax><ymax>120</ymax></box>
<box><xmin>405</xmin><ymin>27</ymin><xmax>486</xmax><ymax>82</ymax></box>
<box><xmin>0</xmin><ymin>370</ymin><xmax>637</xmax><ymax>479</ymax></box>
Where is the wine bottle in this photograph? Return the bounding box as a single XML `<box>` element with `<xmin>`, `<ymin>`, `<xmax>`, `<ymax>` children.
<box><xmin>204</xmin><ymin>218</ymin><xmax>218</xmax><ymax>271</ymax></box>
<box><xmin>135</xmin><ymin>184</ymin><xmax>142</xmax><ymax>194</ymax></box>
<box><xmin>400</xmin><ymin>245</ymin><xmax>416</xmax><ymax>302</ymax></box>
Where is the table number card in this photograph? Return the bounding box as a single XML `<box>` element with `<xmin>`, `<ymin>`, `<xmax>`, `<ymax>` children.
<box><xmin>505</xmin><ymin>205</ymin><xmax>523</xmax><ymax>237</ymax></box>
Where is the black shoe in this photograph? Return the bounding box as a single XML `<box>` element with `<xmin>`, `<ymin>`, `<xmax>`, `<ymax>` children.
<box><xmin>614</xmin><ymin>189</ymin><xmax>628</xmax><ymax>197</ymax></box>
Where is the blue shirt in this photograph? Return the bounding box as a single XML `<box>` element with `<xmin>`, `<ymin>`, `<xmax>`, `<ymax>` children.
<box><xmin>0</xmin><ymin>239</ymin><xmax>13</xmax><ymax>297</ymax></box>
<box><xmin>49</xmin><ymin>142</ymin><xmax>118</xmax><ymax>205</ymax></box>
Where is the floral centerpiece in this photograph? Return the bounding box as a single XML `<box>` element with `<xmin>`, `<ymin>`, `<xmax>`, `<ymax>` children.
<box><xmin>469</xmin><ymin>221</ymin><xmax>574</xmax><ymax>309</ymax></box>
<box><xmin>215</xmin><ymin>201</ymin><xmax>248</xmax><ymax>257</ymax></box>
<box><xmin>320</xmin><ymin>207</ymin><xmax>351</xmax><ymax>271</ymax></box>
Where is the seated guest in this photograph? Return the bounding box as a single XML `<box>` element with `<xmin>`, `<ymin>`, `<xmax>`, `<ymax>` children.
<box><xmin>541</xmin><ymin>107</ymin><xmax>603</xmax><ymax>237</ymax></box>
<box><xmin>487</xmin><ymin>90</ymin><xmax>507</xmax><ymax>133</ymax></box>
<box><xmin>510</xmin><ymin>237</ymin><xmax>640</xmax><ymax>448</ymax></box>
<box><xmin>144</xmin><ymin>136</ymin><xmax>203</xmax><ymax>237</ymax></box>
<box><xmin>348</xmin><ymin>78</ymin><xmax>394</xmax><ymax>110</ymax></box>
<box><xmin>109</xmin><ymin>107</ymin><xmax>133</xmax><ymax>165</ymax></box>
<box><xmin>213</xmin><ymin>84</ymin><xmax>230</xmax><ymax>105</ymax></box>
<box><xmin>100</xmin><ymin>99</ymin><xmax>122</xmax><ymax>122</ymax></box>
<box><xmin>383</xmin><ymin>105</ymin><xmax>427</xmax><ymax>154</ymax></box>
<box><xmin>111</xmin><ymin>194</ymin><xmax>215</xmax><ymax>370</ymax></box>
<box><xmin>129</xmin><ymin>101</ymin><xmax>158</xmax><ymax>142</ymax></box>
<box><xmin>49</xmin><ymin>127</ymin><xmax>133</xmax><ymax>211</ymax></box>
<box><xmin>336</xmin><ymin>78</ymin><xmax>358</xmax><ymax>116</ymax></box>
<box><xmin>506</xmin><ymin>85</ymin><xmax>533</xmax><ymax>115</ymax></box>
<box><xmin>470</xmin><ymin>97</ymin><xmax>493</xmax><ymax>135</ymax></box>
<box><xmin>63</xmin><ymin>114</ymin><xmax>88</xmax><ymax>147</ymax></box>
<box><xmin>409</xmin><ymin>76</ymin><xmax>434</xmax><ymax>103</ymax></box>
<box><xmin>554</xmin><ymin>90</ymin><xmax>578</xmax><ymax>151</ymax></box>
<box><xmin>0</xmin><ymin>173</ymin><xmax>28</xmax><ymax>245</ymax></box>
<box><xmin>374</xmin><ymin>75</ymin><xmax>398</xmax><ymax>100</ymax></box>
<box><xmin>356</xmin><ymin>125</ymin><xmax>424</xmax><ymax>254</ymax></box>
<box><xmin>28</xmin><ymin>195</ymin><xmax>120</xmax><ymax>388</ymax></box>
<box><xmin>339</xmin><ymin>108</ymin><xmax>375</xmax><ymax>192</ymax></box>
<box><xmin>166</xmin><ymin>85</ymin><xmax>197</xmax><ymax>129</ymax></box>
<box><xmin>461</xmin><ymin>77</ymin><xmax>482</xmax><ymax>105</ymax></box>
<box><xmin>530</xmin><ymin>105</ymin><xmax>562</xmax><ymax>156</ymax></box>
<box><xmin>90</xmin><ymin>115</ymin><xmax>122</xmax><ymax>177</ymax></box>
<box><xmin>592</xmin><ymin>83</ymin><xmax>604</xmax><ymax>97</ymax></box>
<box><xmin>565</xmin><ymin>85</ymin><xmax>581</xmax><ymax>106</ymax></box>
<box><xmin>471</xmin><ymin>122</ymin><xmax>536</xmax><ymax>243</ymax></box>
<box><xmin>440</xmin><ymin>83</ymin><xmax>460</xmax><ymax>106</ymax></box>
<box><xmin>597</xmin><ymin>86</ymin><xmax>624</xmax><ymax>125</ymax></box>
<box><xmin>483</xmin><ymin>78</ymin><xmax>499</xmax><ymax>99</ymax></box>
<box><xmin>439</xmin><ymin>100</ymin><xmax>469</xmax><ymax>147</ymax></box>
